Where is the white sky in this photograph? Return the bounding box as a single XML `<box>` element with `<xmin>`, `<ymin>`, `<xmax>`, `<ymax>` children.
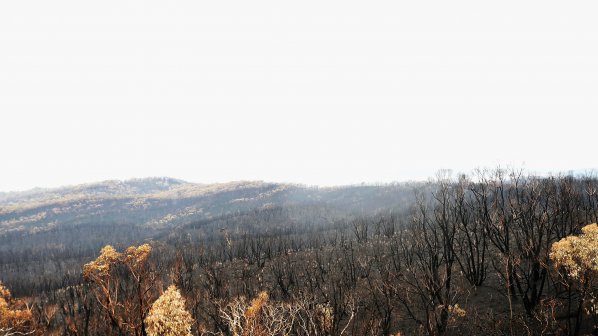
<box><xmin>1</xmin><ymin>1</ymin><xmax>597</xmax><ymax>191</ymax></box>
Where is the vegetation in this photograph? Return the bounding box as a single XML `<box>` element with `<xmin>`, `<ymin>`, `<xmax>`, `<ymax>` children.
<box><xmin>0</xmin><ymin>281</ymin><xmax>34</xmax><ymax>335</ymax></box>
<box><xmin>550</xmin><ymin>223</ymin><xmax>598</xmax><ymax>334</ymax></box>
<box><xmin>145</xmin><ymin>285</ymin><xmax>193</xmax><ymax>336</ymax></box>
<box><xmin>2</xmin><ymin>169</ymin><xmax>598</xmax><ymax>334</ymax></box>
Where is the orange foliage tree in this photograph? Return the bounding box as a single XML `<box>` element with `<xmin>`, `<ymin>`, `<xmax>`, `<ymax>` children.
<box><xmin>0</xmin><ymin>281</ymin><xmax>34</xmax><ymax>336</ymax></box>
<box><xmin>551</xmin><ymin>223</ymin><xmax>598</xmax><ymax>334</ymax></box>
<box><xmin>83</xmin><ymin>244</ymin><xmax>157</xmax><ymax>336</ymax></box>
<box><xmin>145</xmin><ymin>285</ymin><xmax>193</xmax><ymax>336</ymax></box>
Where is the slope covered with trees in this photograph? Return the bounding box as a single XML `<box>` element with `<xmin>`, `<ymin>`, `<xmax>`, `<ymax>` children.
<box><xmin>2</xmin><ymin>169</ymin><xmax>598</xmax><ymax>335</ymax></box>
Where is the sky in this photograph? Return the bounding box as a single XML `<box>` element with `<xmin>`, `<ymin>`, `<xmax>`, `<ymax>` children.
<box><xmin>1</xmin><ymin>1</ymin><xmax>597</xmax><ymax>191</ymax></box>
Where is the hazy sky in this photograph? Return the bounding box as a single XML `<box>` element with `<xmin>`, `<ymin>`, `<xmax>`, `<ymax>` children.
<box><xmin>1</xmin><ymin>1</ymin><xmax>597</xmax><ymax>191</ymax></box>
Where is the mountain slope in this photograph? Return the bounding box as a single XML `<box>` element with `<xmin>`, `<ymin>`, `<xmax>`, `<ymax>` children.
<box><xmin>0</xmin><ymin>178</ymin><xmax>415</xmax><ymax>235</ymax></box>
<box><xmin>0</xmin><ymin>178</ymin><xmax>416</xmax><ymax>296</ymax></box>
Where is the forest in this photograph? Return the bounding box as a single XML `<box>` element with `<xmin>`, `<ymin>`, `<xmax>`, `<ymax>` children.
<box><xmin>2</xmin><ymin>168</ymin><xmax>598</xmax><ymax>335</ymax></box>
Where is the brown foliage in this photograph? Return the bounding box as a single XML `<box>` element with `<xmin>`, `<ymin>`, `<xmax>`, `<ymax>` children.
<box><xmin>82</xmin><ymin>244</ymin><xmax>157</xmax><ymax>336</ymax></box>
<box><xmin>0</xmin><ymin>281</ymin><xmax>34</xmax><ymax>336</ymax></box>
<box><xmin>145</xmin><ymin>285</ymin><xmax>193</xmax><ymax>336</ymax></box>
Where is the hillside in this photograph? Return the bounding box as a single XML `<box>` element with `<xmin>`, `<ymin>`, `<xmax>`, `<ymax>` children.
<box><xmin>0</xmin><ymin>178</ymin><xmax>415</xmax><ymax>297</ymax></box>
<box><xmin>0</xmin><ymin>178</ymin><xmax>414</xmax><ymax>235</ymax></box>
<box><xmin>2</xmin><ymin>172</ymin><xmax>598</xmax><ymax>335</ymax></box>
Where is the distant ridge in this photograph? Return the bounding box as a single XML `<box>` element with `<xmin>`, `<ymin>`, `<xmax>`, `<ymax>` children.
<box><xmin>0</xmin><ymin>177</ymin><xmax>189</xmax><ymax>205</ymax></box>
<box><xmin>0</xmin><ymin>177</ymin><xmax>413</xmax><ymax>235</ymax></box>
